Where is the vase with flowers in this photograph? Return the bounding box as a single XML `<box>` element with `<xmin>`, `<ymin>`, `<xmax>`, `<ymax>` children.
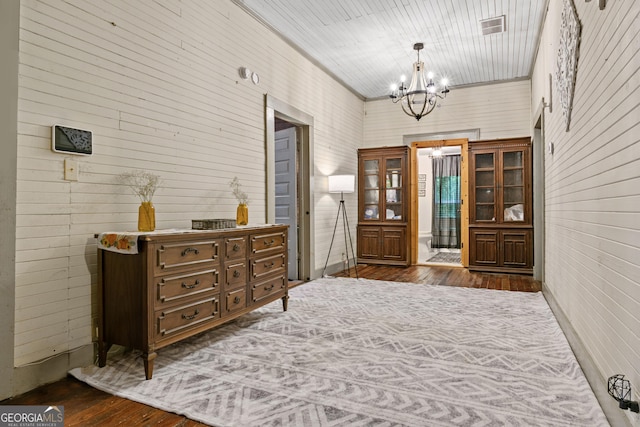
<box><xmin>229</xmin><ymin>176</ymin><xmax>249</xmax><ymax>225</ymax></box>
<box><xmin>119</xmin><ymin>170</ymin><xmax>161</xmax><ymax>232</ymax></box>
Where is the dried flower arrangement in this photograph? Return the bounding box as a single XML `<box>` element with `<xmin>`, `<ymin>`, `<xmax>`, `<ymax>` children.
<box><xmin>229</xmin><ymin>176</ymin><xmax>249</xmax><ymax>205</ymax></box>
<box><xmin>118</xmin><ymin>170</ymin><xmax>161</xmax><ymax>202</ymax></box>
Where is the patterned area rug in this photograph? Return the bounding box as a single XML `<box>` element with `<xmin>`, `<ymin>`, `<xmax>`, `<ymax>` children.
<box><xmin>426</xmin><ymin>251</ymin><xmax>461</xmax><ymax>264</ymax></box>
<box><xmin>70</xmin><ymin>278</ymin><xmax>608</xmax><ymax>426</ymax></box>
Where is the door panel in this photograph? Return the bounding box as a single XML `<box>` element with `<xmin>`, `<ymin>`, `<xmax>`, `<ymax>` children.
<box><xmin>357</xmin><ymin>227</ymin><xmax>381</xmax><ymax>259</ymax></box>
<box><xmin>502</xmin><ymin>230</ymin><xmax>531</xmax><ymax>267</ymax></box>
<box><xmin>470</xmin><ymin>229</ymin><xmax>499</xmax><ymax>266</ymax></box>
<box><xmin>274</xmin><ymin>127</ymin><xmax>298</xmax><ymax>279</ymax></box>
<box><xmin>381</xmin><ymin>228</ymin><xmax>406</xmax><ymax>261</ymax></box>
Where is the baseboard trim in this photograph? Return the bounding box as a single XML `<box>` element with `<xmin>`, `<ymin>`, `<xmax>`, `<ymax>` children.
<box><xmin>542</xmin><ymin>284</ymin><xmax>631</xmax><ymax>427</ymax></box>
<box><xmin>10</xmin><ymin>344</ymin><xmax>93</xmax><ymax>399</ymax></box>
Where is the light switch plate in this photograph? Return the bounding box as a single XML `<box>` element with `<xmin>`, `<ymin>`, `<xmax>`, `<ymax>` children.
<box><xmin>64</xmin><ymin>158</ymin><xmax>78</xmax><ymax>181</ymax></box>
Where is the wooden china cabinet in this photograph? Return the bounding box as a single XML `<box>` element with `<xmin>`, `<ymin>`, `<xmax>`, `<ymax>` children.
<box><xmin>357</xmin><ymin>146</ymin><xmax>410</xmax><ymax>266</ymax></box>
<box><xmin>468</xmin><ymin>137</ymin><xmax>533</xmax><ymax>274</ymax></box>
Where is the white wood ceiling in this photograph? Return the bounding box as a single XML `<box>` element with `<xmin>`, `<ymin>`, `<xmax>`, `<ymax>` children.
<box><xmin>233</xmin><ymin>0</ymin><xmax>548</xmax><ymax>99</ymax></box>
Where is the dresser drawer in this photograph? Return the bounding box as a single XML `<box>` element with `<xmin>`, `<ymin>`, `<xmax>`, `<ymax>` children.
<box><xmin>251</xmin><ymin>253</ymin><xmax>286</xmax><ymax>281</ymax></box>
<box><xmin>225</xmin><ymin>261</ymin><xmax>247</xmax><ymax>289</ymax></box>
<box><xmin>252</xmin><ymin>275</ymin><xmax>286</xmax><ymax>303</ymax></box>
<box><xmin>157</xmin><ymin>297</ymin><xmax>219</xmax><ymax>338</ymax></box>
<box><xmin>224</xmin><ymin>287</ymin><xmax>246</xmax><ymax>314</ymax></box>
<box><xmin>156</xmin><ymin>240</ymin><xmax>220</xmax><ymax>272</ymax></box>
<box><xmin>250</xmin><ymin>231</ymin><xmax>286</xmax><ymax>255</ymax></box>
<box><xmin>225</xmin><ymin>237</ymin><xmax>247</xmax><ymax>261</ymax></box>
<box><xmin>156</xmin><ymin>269</ymin><xmax>220</xmax><ymax>304</ymax></box>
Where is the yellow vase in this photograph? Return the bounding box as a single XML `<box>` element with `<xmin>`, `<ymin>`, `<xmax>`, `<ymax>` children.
<box><xmin>138</xmin><ymin>201</ymin><xmax>156</xmax><ymax>232</ymax></box>
<box><xmin>236</xmin><ymin>203</ymin><xmax>248</xmax><ymax>226</ymax></box>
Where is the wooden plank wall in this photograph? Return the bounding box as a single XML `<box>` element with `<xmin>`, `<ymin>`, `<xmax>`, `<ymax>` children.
<box><xmin>14</xmin><ymin>0</ymin><xmax>363</xmax><ymax>369</ymax></box>
<box><xmin>0</xmin><ymin>0</ymin><xmax>20</xmax><ymax>400</ymax></box>
<box><xmin>363</xmin><ymin>79</ymin><xmax>532</xmax><ymax>147</ymax></box>
<box><xmin>531</xmin><ymin>0</ymin><xmax>640</xmax><ymax>423</ymax></box>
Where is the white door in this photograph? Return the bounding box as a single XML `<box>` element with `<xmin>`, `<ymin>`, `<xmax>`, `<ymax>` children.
<box><xmin>274</xmin><ymin>127</ymin><xmax>298</xmax><ymax>279</ymax></box>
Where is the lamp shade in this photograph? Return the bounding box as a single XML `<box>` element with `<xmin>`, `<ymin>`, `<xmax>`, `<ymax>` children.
<box><xmin>328</xmin><ymin>175</ymin><xmax>355</xmax><ymax>193</ymax></box>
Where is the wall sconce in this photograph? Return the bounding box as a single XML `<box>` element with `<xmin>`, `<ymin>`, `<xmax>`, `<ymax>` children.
<box><xmin>608</xmin><ymin>374</ymin><xmax>639</xmax><ymax>413</ymax></box>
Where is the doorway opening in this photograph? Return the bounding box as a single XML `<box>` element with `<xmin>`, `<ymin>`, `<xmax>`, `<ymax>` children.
<box><xmin>417</xmin><ymin>145</ymin><xmax>463</xmax><ymax>266</ymax></box>
<box><xmin>265</xmin><ymin>95</ymin><xmax>314</xmax><ymax>281</ymax></box>
<box><xmin>410</xmin><ymin>138</ymin><xmax>470</xmax><ymax>267</ymax></box>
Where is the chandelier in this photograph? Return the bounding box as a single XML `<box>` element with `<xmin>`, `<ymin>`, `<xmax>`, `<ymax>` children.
<box><xmin>389</xmin><ymin>43</ymin><xmax>450</xmax><ymax>121</ymax></box>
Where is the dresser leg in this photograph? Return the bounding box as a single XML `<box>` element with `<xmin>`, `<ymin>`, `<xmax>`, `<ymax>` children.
<box><xmin>97</xmin><ymin>341</ymin><xmax>111</xmax><ymax>367</ymax></box>
<box><xmin>282</xmin><ymin>294</ymin><xmax>289</xmax><ymax>311</ymax></box>
<box><xmin>143</xmin><ymin>352</ymin><xmax>157</xmax><ymax>380</ymax></box>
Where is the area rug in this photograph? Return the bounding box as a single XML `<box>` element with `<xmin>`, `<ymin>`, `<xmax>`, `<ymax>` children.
<box><xmin>70</xmin><ymin>278</ymin><xmax>608</xmax><ymax>426</ymax></box>
<box><xmin>426</xmin><ymin>251</ymin><xmax>461</xmax><ymax>264</ymax></box>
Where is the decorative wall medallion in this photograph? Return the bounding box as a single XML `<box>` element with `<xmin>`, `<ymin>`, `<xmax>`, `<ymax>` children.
<box><xmin>555</xmin><ymin>0</ymin><xmax>581</xmax><ymax>132</ymax></box>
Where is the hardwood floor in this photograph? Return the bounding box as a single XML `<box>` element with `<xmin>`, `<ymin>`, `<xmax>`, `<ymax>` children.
<box><xmin>1</xmin><ymin>376</ymin><xmax>207</xmax><ymax>427</ymax></box>
<box><xmin>334</xmin><ymin>264</ymin><xmax>542</xmax><ymax>292</ymax></box>
<box><xmin>1</xmin><ymin>265</ymin><xmax>540</xmax><ymax>426</ymax></box>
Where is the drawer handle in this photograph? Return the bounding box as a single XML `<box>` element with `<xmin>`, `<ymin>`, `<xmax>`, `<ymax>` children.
<box><xmin>233</xmin><ymin>243</ymin><xmax>241</xmax><ymax>251</ymax></box>
<box><xmin>233</xmin><ymin>296</ymin><xmax>241</xmax><ymax>304</ymax></box>
<box><xmin>264</xmin><ymin>284</ymin><xmax>275</xmax><ymax>291</ymax></box>
<box><xmin>263</xmin><ymin>239</ymin><xmax>275</xmax><ymax>247</ymax></box>
<box><xmin>233</xmin><ymin>270</ymin><xmax>241</xmax><ymax>278</ymax></box>
<box><xmin>181</xmin><ymin>279</ymin><xmax>200</xmax><ymax>289</ymax></box>
<box><xmin>264</xmin><ymin>262</ymin><xmax>275</xmax><ymax>269</ymax></box>
<box><xmin>181</xmin><ymin>309</ymin><xmax>200</xmax><ymax>320</ymax></box>
<box><xmin>181</xmin><ymin>247</ymin><xmax>200</xmax><ymax>257</ymax></box>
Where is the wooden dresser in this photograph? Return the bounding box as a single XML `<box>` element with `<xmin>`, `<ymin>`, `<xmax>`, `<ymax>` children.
<box><xmin>97</xmin><ymin>225</ymin><xmax>288</xmax><ymax>379</ymax></box>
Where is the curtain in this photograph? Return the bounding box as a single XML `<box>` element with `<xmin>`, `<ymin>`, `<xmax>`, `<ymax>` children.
<box><xmin>431</xmin><ymin>155</ymin><xmax>461</xmax><ymax>249</ymax></box>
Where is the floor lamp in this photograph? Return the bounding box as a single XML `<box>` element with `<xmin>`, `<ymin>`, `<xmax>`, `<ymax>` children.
<box><xmin>322</xmin><ymin>175</ymin><xmax>359</xmax><ymax>278</ymax></box>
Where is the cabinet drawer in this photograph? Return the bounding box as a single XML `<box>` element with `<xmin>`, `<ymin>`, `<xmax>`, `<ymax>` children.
<box><xmin>251</xmin><ymin>253</ymin><xmax>286</xmax><ymax>281</ymax></box>
<box><xmin>157</xmin><ymin>269</ymin><xmax>220</xmax><ymax>304</ymax></box>
<box><xmin>251</xmin><ymin>231</ymin><xmax>286</xmax><ymax>255</ymax></box>
<box><xmin>157</xmin><ymin>297</ymin><xmax>219</xmax><ymax>338</ymax></box>
<box><xmin>224</xmin><ymin>287</ymin><xmax>246</xmax><ymax>314</ymax></box>
<box><xmin>225</xmin><ymin>261</ymin><xmax>247</xmax><ymax>289</ymax></box>
<box><xmin>225</xmin><ymin>237</ymin><xmax>247</xmax><ymax>260</ymax></box>
<box><xmin>156</xmin><ymin>240</ymin><xmax>220</xmax><ymax>271</ymax></box>
<box><xmin>252</xmin><ymin>275</ymin><xmax>286</xmax><ymax>303</ymax></box>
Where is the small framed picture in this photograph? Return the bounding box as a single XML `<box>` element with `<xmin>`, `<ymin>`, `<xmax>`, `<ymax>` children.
<box><xmin>418</xmin><ymin>174</ymin><xmax>427</xmax><ymax>182</ymax></box>
<box><xmin>418</xmin><ymin>181</ymin><xmax>426</xmax><ymax>197</ymax></box>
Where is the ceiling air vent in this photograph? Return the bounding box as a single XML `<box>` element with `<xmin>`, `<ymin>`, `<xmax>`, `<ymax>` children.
<box><xmin>480</xmin><ymin>15</ymin><xmax>506</xmax><ymax>36</ymax></box>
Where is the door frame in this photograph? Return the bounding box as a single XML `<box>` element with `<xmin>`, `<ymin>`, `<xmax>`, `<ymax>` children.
<box><xmin>410</xmin><ymin>138</ymin><xmax>469</xmax><ymax>267</ymax></box>
<box><xmin>532</xmin><ymin>101</ymin><xmax>546</xmax><ymax>281</ymax></box>
<box><xmin>265</xmin><ymin>95</ymin><xmax>314</xmax><ymax>281</ymax></box>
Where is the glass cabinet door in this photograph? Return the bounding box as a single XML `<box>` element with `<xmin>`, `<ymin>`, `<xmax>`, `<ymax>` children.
<box><xmin>362</xmin><ymin>159</ymin><xmax>380</xmax><ymax>220</ymax></box>
<box><xmin>502</xmin><ymin>150</ymin><xmax>525</xmax><ymax>222</ymax></box>
<box><xmin>384</xmin><ymin>157</ymin><xmax>403</xmax><ymax>220</ymax></box>
<box><xmin>474</xmin><ymin>152</ymin><xmax>496</xmax><ymax>222</ymax></box>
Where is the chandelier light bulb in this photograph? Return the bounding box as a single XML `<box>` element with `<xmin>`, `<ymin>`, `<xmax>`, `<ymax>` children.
<box><xmin>441</xmin><ymin>78</ymin><xmax>449</xmax><ymax>86</ymax></box>
<box><xmin>427</xmin><ymin>71</ymin><xmax>434</xmax><ymax>79</ymax></box>
<box><xmin>400</xmin><ymin>75</ymin><xmax>406</xmax><ymax>83</ymax></box>
<box><xmin>390</xmin><ymin>83</ymin><xmax>397</xmax><ymax>91</ymax></box>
